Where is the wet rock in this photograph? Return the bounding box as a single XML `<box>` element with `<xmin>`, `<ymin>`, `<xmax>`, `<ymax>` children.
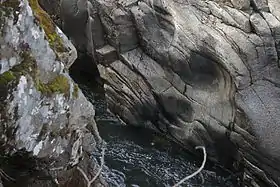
<box><xmin>0</xmin><ymin>0</ymin><xmax>105</xmax><ymax>186</ymax></box>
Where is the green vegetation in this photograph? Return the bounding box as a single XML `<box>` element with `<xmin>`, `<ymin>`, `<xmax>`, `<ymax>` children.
<box><xmin>16</xmin><ymin>51</ymin><xmax>38</xmax><ymax>79</ymax></box>
<box><xmin>1</xmin><ymin>0</ymin><xmax>71</xmax><ymax>95</ymax></box>
<box><xmin>0</xmin><ymin>71</ymin><xmax>16</xmax><ymax>85</ymax></box>
<box><xmin>19</xmin><ymin>51</ymin><xmax>70</xmax><ymax>96</ymax></box>
<box><xmin>0</xmin><ymin>52</ymin><xmax>35</xmax><ymax>125</ymax></box>
<box><xmin>0</xmin><ymin>51</ymin><xmax>36</xmax><ymax>88</ymax></box>
<box><xmin>27</xmin><ymin>0</ymin><xmax>66</xmax><ymax>52</ymax></box>
<box><xmin>37</xmin><ymin>75</ymin><xmax>70</xmax><ymax>96</ymax></box>
<box><xmin>1</xmin><ymin>0</ymin><xmax>66</xmax><ymax>52</ymax></box>
<box><xmin>0</xmin><ymin>70</ymin><xmax>14</xmax><ymax>124</ymax></box>
<box><xmin>0</xmin><ymin>51</ymin><xmax>70</xmax><ymax>97</ymax></box>
<box><xmin>73</xmin><ymin>84</ymin><xmax>79</xmax><ymax>98</ymax></box>
<box><xmin>0</xmin><ymin>0</ymin><xmax>70</xmax><ymax>96</ymax></box>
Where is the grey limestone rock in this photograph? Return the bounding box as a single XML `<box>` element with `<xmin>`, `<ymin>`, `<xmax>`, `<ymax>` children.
<box><xmin>230</xmin><ymin>0</ymin><xmax>250</xmax><ymax>10</ymax></box>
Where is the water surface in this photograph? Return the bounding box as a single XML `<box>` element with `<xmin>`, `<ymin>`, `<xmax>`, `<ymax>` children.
<box><xmin>78</xmin><ymin>83</ymin><xmax>239</xmax><ymax>187</ymax></box>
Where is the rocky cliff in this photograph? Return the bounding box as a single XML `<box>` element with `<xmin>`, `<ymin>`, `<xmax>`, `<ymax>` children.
<box><xmin>0</xmin><ymin>0</ymin><xmax>105</xmax><ymax>186</ymax></box>
<box><xmin>58</xmin><ymin>0</ymin><xmax>280</xmax><ymax>186</ymax></box>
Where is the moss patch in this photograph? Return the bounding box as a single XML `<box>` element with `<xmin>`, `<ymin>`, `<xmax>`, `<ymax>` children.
<box><xmin>1</xmin><ymin>0</ymin><xmax>66</xmax><ymax>52</ymax></box>
<box><xmin>37</xmin><ymin>75</ymin><xmax>70</xmax><ymax>97</ymax></box>
<box><xmin>0</xmin><ymin>71</ymin><xmax>16</xmax><ymax>85</ymax></box>
<box><xmin>19</xmin><ymin>51</ymin><xmax>70</xmax><ymax>97</ymax></box>
<box><xmin>0</xmin><ymin>50</ymin><xmax>70</xmax><ymax>97</ymax></box>
<box><xmin>0</xmin><ymin>52</ymin><xmax>36</xmax><ymax>88</ymax></box>
<box><xmin>27</xmin><ymin>0</ymin><xmax>66</xmax><ymax>53</ymax></box>
<box><xmin>0</xmin><ymin>51</ymin><xmax>32</xmax><ymax>127</ymax></box>
<box><xmin>72</xmin><ymin>84</ymin><xmax>79</xmax><ymax>98</ymax></box>
<box><xmin>17</xmin><ymin>51</ymin><xmax>38</xmax><ymax>79</ymax></box>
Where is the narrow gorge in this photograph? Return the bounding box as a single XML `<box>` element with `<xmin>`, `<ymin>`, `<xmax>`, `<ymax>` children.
<box><xmin>1</xmin><ymin>0</ymin><xmax>280</xmax><ymax>186</ymax></box>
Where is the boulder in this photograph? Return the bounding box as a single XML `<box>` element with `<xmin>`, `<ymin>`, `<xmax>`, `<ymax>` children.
<box><xmin>0</xmin><ymin>0</ymin><xmax>106</xmax><ymax>186</ymax></box>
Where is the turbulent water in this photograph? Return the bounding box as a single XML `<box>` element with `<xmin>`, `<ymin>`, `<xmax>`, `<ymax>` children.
<box><xmin>77</xmin><ymin>83</ymin><xmax>239</xmax><ymax>187</ymax></box>
<box><xmin>98</xmin><ymin>123</ymin><xmax>240</xmax><ymax>187</ymax></box>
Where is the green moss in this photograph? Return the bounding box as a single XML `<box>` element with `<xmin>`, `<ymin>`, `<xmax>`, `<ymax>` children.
<box><xmin>27</xmin><ymin>0</ymin><xmax>66</xmax><ymax>52</ymax></box>
<box><xmin>0</xmin><ymin>51</ymin><xmax>34</xmax><ymax>125</ymax></box>
<box><xmin>17</xmin><ymin>51</ymin><xmax>38</xmax><ymax>78</ymax></box>
<box><xmin>73</xmin><ymin>84</ymin><xmax>79</xmax><ymax>98</ymax></box>
<box><xmin>19</xmin><ymin>51</ymin><xmax>70</xmax><ymax>96</ymax></box>
<box><xmin>0</xmin><ymin>70</ymin><xmax>17</xmax><ymax>123</ymax></box>
<box><xmin>37</xmin><ymin>75</ymin><xmax>70</xmax><ymax>96</ymax></box>
<box><xmin>1</xmin><ymin>0</ymin><xmax>66</xmax><ymax>52</ymax></box>
<box><xmin>0</xmin><ymin>50</ymin><xmax>70</xmax><ymax>97</ymax></box>
<box><xmin>0</xmin><ymin>71</ymin><xmax>16</xmax><ymax>85</ymax></box>
<box><xmin>0</xmin><ymin>52</ymin><xmax>36</xmax><ymax>88</ymax></box>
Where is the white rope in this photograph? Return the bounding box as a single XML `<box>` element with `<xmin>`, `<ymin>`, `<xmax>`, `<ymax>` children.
<box><xmin>0</xmin><ymin>168</ymin><xmax>15</xmax><ymax>182</ymax></box>
<box><xmin>77</xmin><ymin>147</ymin><xmax>105</xmax><ymax>187</ymax></box>
<box><xmin>172</xmin><ymin>146</ymin><xmax>207</xmax><ymax>187</ymax></box>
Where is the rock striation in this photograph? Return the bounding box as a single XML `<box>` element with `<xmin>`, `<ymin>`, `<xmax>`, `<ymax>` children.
<box><xmin>56</xmin><ymin>0</ymin><xmax>280</xmax><ymax>186</ymax></box>
<box><xmin>0</xmin><ymin>0</ymin><xmax>105</xmax><ymax>186</ymax></box>
<box><xmin>67</xmin><ymin>0</ymin><xmax>280</xmax><ymax>186</ymax></box>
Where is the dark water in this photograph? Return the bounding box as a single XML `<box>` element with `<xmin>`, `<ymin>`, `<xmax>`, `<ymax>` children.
<box><xmin>77</xmin><ymin>83</ymin><xmax>239</xmax><ymax>187</ymax></box>
<box><xmin>69</xmin><ymin>59</ymin><xmax>239</xmax><ymax>187</ymax></box>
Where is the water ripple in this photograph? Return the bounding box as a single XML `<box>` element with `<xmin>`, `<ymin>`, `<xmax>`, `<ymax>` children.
<box><xmin>77</xmin><ymin>82</ymin><xmax>239</xmax><ymax>187</ymax></box>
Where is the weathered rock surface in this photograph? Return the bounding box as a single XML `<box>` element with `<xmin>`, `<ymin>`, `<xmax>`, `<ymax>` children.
<box><xmin>79</xmin><ymin>0</ymin><xmax>280</xmax><ymax>186</ymax></box>
<box><xmin>57</xmin><ymin>0</ymin><xmax>280</xmax><ymax>186</ymax></box>
<box><xmin>0</xmin><ymin>0</ymin><xmax>105</xmax><ymax>186</ymax></box>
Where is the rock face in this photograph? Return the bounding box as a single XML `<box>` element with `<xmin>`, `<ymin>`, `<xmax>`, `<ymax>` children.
<box><xmin>0</xmin><ymin>0</ymin><xmax>105</xmax><ymax>186</ymax></box>
<box><xmin>59</xmin><ymin>0</ymin><xmax>280</xmax><ymax>186</ymax></box>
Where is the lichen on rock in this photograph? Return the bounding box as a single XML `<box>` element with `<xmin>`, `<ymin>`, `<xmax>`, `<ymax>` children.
<box><xmin>0</xmin><ymin>71</ymin><xmax>16</xmax><ymax>85</ymax></box>
<box><xmin>27</xmin><ymin>0</ymin><xmax>66</xmax><ymax>53</ymax></box>
<box><xmin>37</xmin><ymin>74</ymin><xmax>70</xmax><ymax>97</ymax></box>
<box><xmin>0</xmin><ymin>0</ymin><xmax>105</xmax><ymax>186</ymax></box>
<box><xmin>72</xmin><ymin>83</ymin><xmax>79</xmax><ymax>98</ymax></box>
